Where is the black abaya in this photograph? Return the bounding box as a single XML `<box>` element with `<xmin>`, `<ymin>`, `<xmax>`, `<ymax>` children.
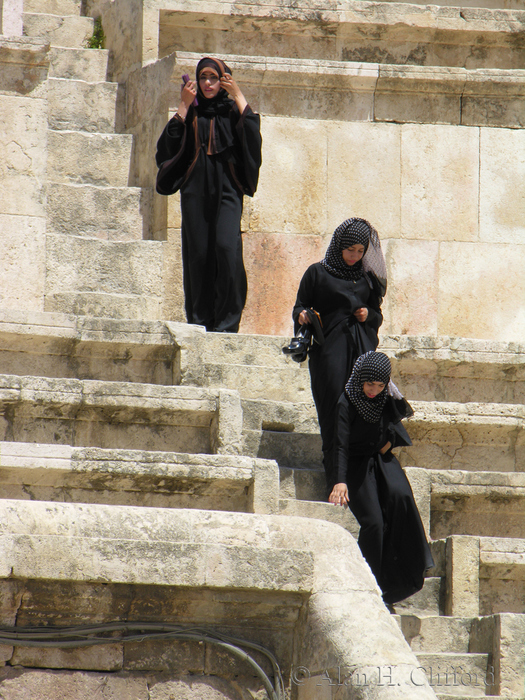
<box><xmin>292</xmin><ymin>262</ymin><xmax>383</xmax><ymax>490</ymax></box>
<box><xmin>156</xmin><ymin>104</ymin><xmax>262</xmax><ymax>332</ymax></box>
<box><xmin>334</xmin><ymin>394</ymin><xmax>434</xmax><ymax>604</ymax></box>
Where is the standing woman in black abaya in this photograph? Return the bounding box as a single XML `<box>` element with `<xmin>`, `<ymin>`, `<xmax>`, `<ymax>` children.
<box><xmin>156</xmin><ymin>57</ymin><xmax>262</xmax><ymax>333</ymax></box>
<box><xmin>291</xmin><ymin>218</ymin><xmax>387</xmax><ymax>494</ymax></box>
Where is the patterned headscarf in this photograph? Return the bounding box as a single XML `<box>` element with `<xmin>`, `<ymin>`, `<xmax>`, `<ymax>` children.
<box><xmin>345</xmin><ymin>351</ymin><xmax>391</xmax><ymax>422</ymax></box>
<box><xmin>321</xmin><ymin>218</ymin><xmax>388</xmax><ymax>295</ymax></box>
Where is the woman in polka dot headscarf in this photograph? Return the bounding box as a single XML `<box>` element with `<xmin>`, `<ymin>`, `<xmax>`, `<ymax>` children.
<box><xmin>291</xmin><ymin>218</ymin><xmax>387</xmax><ymax>495</ymax></box>
<box><xmin>329</xmin><ymin>351</ymin><xmax>434</xmax><ymax>606</ymax></box>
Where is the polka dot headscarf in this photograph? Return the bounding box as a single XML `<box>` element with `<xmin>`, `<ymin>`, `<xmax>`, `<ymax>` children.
<box><xmin>321</xmin><ymin>218</ymin><xmax>371</xmax><ymax>281</ymax></box>
<box><xmin>345</xmin><ymin>351</ymin><xmax>392</xmax><ymax>422</ymax></box>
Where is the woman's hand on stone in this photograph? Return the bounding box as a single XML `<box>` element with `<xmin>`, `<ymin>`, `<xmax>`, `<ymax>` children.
<box><xmin>329</xmin><ymin>483</ymin><xmax>349</xmax><ymax>506</ymax></box>
<box><xmin>354</xmin><ymin>307</ymin><xmax>368</xmax><ymax>322</ymax></box>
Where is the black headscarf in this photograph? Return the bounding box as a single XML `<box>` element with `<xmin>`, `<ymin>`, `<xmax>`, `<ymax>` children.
<box><xmin>345</xmin><ymin>351</ymin><xmax>391</xmax><ymax>423</ymax></box>
<box><xmin>194</xmin><ymin>57</ymin><xmax>235</xmax><ymax>155</ymax></box>
<box><xmin>321</xmin><ymin>218</ymin><xmax>370</xmax><ymax>281</ymax></box>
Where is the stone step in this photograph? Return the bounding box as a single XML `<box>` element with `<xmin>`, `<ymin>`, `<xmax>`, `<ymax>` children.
<box><xmin>193</xmin><ymin>329</ymin><xmax>524</xmax><ymax>404</ymax></box>
<box><xmin>280</xmin><ymin>466</ymin><xmax>326</xmax><ymax>502</ymax></box>
<box><xmin>430</xmin><ymin>470</ymin><xmax>525</xmax><ymax>539</ymax></box>
<box><xmin>47</xmin><ymin>130</ymin><xmax>133</xmax><ymax>187</ymax></box>
<box><xmin>0</xmin><ymin>499</ymin><xmax>314</xmax><ymax>594</ymax></box>
<box><xmin>479</xmin><ymin>537</ymin><xmax>525</xmax><ymax>615</ymax></box>
<box><xmin>160</xmin><ymin>8</ymin><xmax>525</xmax><ymax>71</ymax></box>
<box><xmin>46</xmin><ymin>184</ymin><xmax>145</xmax><ymax>241</ymax></box>
<box><xmin>48</xmin><ymin>77</ymin><xmax>120</xmax><ymax>133</ymax></box>
<box><xmin>44</xmin><ymin>234</ymin><xmax>163</xmax><ymax>320</ymax></box>
<box><xmin>23</xmin><ymin>13</ymin><xmax>93</xmax><ymax>49</ymax></box>
<box><xmin>395</xmin><ymin>615</ymin><xmax>472</xmax><ymax>653</ymax></box>
<box><xmin>49</xmin><ymin>46</ymin><xmax>109</xmax><ymax>81</ymax></box>
<box><xmin>0</xmin><ymin>374</ymin><xmax>242</xmax><ymax>456</ymax></box>
<box><xmin>279</xmin><ymin>497</ymin><xmax>359</xmax><ymax>538</ymax></box>
<box><xmin>285</xmin><ymin>466</ymin><xmax>525</xmax><ymax>540</ymax></box>
<box><xmin>392</xmin><ymin>577</ymin><xmax>444</xmax><ymax>617</ymax></box>
<box><xmin>0</xmin><ymin>441</ymin><xmax>279</xmax><ymax>515</ymax></box>
<box><xmin>24</xmin><ymin>0</ymin><xmax>81</xmax><ymax>14</ymax></box>
<box><xmin>0</xmin><ymin>311</ymin><xmax>176</xmax><ymax>385</ymax></box>
<box><xmin>242</xmin><ymin>397</ymin><xmax>524</xmax><ymax>472</ymax></box>
<box><xmin>402</xmin><ymin>401</ymin><xmax>524</xmax><ymax>473</ymax></box>
<box><xmin>173</xmin><ymin>51</ymin><xmax>525</xmax><ymax>128</ymax></box>
<box><xmin>415</xmin><ymin>652</ymin><xmax>491</xmax><ymax>697</ymax></box>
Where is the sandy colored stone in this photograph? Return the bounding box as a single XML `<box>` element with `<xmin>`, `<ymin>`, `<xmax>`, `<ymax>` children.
<box><xmin>385</xmin><ymin>239</ymin><xmax>439</xmax><ymax>336</ymax></box>
<box><xmin>23</xmin><ymin>12</ymin><xmax>93</xmax><ymax>49</ymax></box>
<box><xmin>250</xmin><ymin>116</ymin><xmax>328</xmax><ymax>236</ymax></box>
<box><xmin>0</xmin><ymin>215</ymin><xmax>46</xmax><ymax>313</ymax></box>
<box><xmin>479</xmin><ymin>126</ymin><xmax>525</xmax><ymax>245</ymax></box>
<box><xmin>438</xmin><ymin>241</ymin><xmax>525</xmax><ymax>341</ymax></box>
<box><xmin>241</xmin><ymin>232</ymin><xmax>325</xmax><ymax>336</ymax></box>
<box><xmin>401</xmin><ymin>124</ymin><xmax>479</xmax><ymax>242</ymax></box>
<box><xmin>48</xmin><ymin>46</ymin><xmax>109</xmax><ymax>82</ymax></box>
<box><xmin>326</xmin><ymin>121</ymin><xmax>401</xmax><ymax>237</ymax></box>
<box><xmin>0</xmin><ymin>668</ymin><xmax>149</xmax><ymax>699</ymax></box>
<box><xmin>445</xmin><ymin>535</ymin><xmax>480</xmax><ymax>616</ymax></box>
<box><xmin>47</xmin><ymin>130</ymin><xmax>133</xmax><ymax>187</ymax></box>
<box><xmin>11</xmin><ymin>643</ymin><xmax>123</xmax><ymax>671</ymax></box>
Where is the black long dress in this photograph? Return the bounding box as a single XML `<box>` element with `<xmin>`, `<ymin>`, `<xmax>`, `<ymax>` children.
<box><xmin>334</xmin><ymin>393</ymin><xmax>435</xmax><ymax>604</ymax></box>
<box><xmin>292</xmin><ymin>263</ymin><xmax>383</xmax><ymax>491</ymax></box>
<box><xmin>156</xmin><ymin>104</ymin><xmax>262</xmax><ymax>332</ymax></box>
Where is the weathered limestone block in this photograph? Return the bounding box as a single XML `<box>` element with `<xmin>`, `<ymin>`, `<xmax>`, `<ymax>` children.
<box><xmin>48</xmin><ymin>46</ymin><xmax>109</xmax><ymax>81</ymax></box>
<box><xmin>48</xmin><ymin>77</ymin><xmax>120</xmax><ymax>133</ymax></box>
<box><xmin>0</xmin><ymin>36</ymin><xmax>48</xmax><ymax>95</ymax></box>
<box><xmin>438</xmin><ymin>241</ymin><xmax>525</xmax><ymax>341</ymax></box>
<box><xmin>0</xmin><ymin>374</ymin><xmax>242</xmax><ymax>455</ymax></box>
<box><xmin>153</xmin><ymin>1</ymin><xmax>525</xmax><ymax>70</ymax></box>
<box><xmin>383</xmin><ymin>239</ymin><xmax>439</xmax><ymax>337</ymax></box>
<box><xmin>326</xmin><ymin>121</ymin><xmax>401</xmax><ymax>236</ymax></box>
<box><xmin>11</xmin><ymin>644</ymin><xmax>123</xmax><ymax>672</ymax></box>
<box><xmin>0</xmin><ymin>441</ymin><xmax>279</xmax><ymax>514</ymax></box>
<box><xmin>46</xmin><ymin>183</ymin><xmax>144</xmax><ymax>240</ymax></box>
<box><xmin>462</xmin><ymin>69</ymin><xmax>525</xmax><ymax>127</ymax></box>
<box><xmin>0</xmin><ymin>94</ymin><xmax>47</xmax><ymax>217</ymax></box>
<box><xmin>251</xmin><ymin>116</ymin><xmax>328</xmax><ymax>236</ymax></box>
<box><xmin>375</xmin><ymin>65</ymin><xmax>465</xmax><ymax>125</ymax></box>
<box><xmin>22</xmin><ymin>12</ymin><xmax>93</xmax><ymax>48</ymax></box>
<box><xmin>480</xmin><ymin>126</ymin><xmax>525</xmax><ymax>245</ymax></box>
<box><xmin>0</xmin><ymin>504</ymin><xmax>437</xmax><ymax>697</ymax></box>
<box><xmin>25</xmin><ymin>0</ymin><xmax>82</xmax><ymax>14</ymax></box>
<box><xmin>0</xmin><ymin>668</ymin><xmax>149</xmax><ymax>699</ymax></box>
<box><xmin>84</xmin><ymin>0</ymin><xmax>144</xmax><ymax>83</ymax></box>
<box><xmin>47</xmin><ymin>130</ymin><xmax>133</xmax><ymax>187</ymax></box>
<box><xmin>241</xmin><ymin>231</ymin><xmax>325</xmax><ymax>337</ymax></box>
<box><xmin>0</xmin><ymin>216</ymin><xmax>46</xmax><ymax>314</ymax></box>
<box><xmin>445</xmin><ymin>535</ymin><xmax>480</xmax><ymax>617</ymax></box>
<box><xmin>400</xmin><ymin>124</ymin><xmax>479</xmax><ymax>242</ymax></box>
<box><xmin>430</xmin><ymin>470</ymin><xmax>525</xmax><ymax>539</ymax></box>
<box><xmin>44</xmin><ymin>234</ymin><xmax>164</xmax><ymax>320</ymax></box>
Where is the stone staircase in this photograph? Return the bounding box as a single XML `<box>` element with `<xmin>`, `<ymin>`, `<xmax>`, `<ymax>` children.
<box><xmin>1</xmin><ymin>0</ymin><xmax>523</xmax><ymax>696</ymax></box>
<box><xmin>0</xmin><ymin>310</ymin><xmax>523</xmax><ymax>697</ymax></box>
<box><xmin>21</xmin><ymin>0</ymin><xmax>164</xmax><ymax>320</ymax></box>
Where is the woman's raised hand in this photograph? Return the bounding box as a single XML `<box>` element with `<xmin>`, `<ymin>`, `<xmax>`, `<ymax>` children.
<box><xmin>329</xmin><ymin>483</ymin><xmax>349</xmax><ymax>506</ymax></box>
<box><xmin>220</xmin><ymin>75</ymin><xmax>248</xmax><ymax>113</ymax></box>
<box><xmin>181</xmin><ymin>80</ymin><xmax>197</xmax><ymax>107</ymax></box>
<box><xmin>353</xmin><ymin>307</ymin><xmax>369</xmax><ymax>322</ymax></box>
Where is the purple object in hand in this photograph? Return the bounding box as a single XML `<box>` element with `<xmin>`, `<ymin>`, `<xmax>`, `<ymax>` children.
<box><xmin>181</xmin><ymin>73</ymin><xmax>198</xmax><ymax>106</ymax></box>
